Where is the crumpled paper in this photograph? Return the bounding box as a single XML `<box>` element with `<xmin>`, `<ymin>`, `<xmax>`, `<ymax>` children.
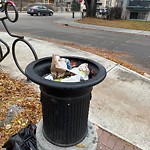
<box><xmin>51</xmin><ymin>54</ymin><xmax>69</xmax><ymax>79</ymax></box>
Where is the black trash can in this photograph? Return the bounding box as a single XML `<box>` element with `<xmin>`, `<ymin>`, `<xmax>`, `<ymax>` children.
<box><xmin>25</xmin><ymin>56</ymin><xmax>106</xmax><ymax>147</ymax></box>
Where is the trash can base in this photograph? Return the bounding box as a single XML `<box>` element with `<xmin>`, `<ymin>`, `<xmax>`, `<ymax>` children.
<box><xmin>36</xmin><ymin>119</ymin><xmax>98</xmax><ymax>150</ymax></box>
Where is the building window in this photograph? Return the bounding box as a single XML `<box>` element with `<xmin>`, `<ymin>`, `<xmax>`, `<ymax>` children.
<box><xmin>106</xmin><ymin>1</ymin><xmax>109</xmax><ymax>6</ymax></box>
<box><xmin>45</xmin><ymin>0</ymin><xmax>48</xmax><ymax>3</ymax></box>
<box><xmin>138</xmin><ymin>13</ymin><xmax>147</xmax><ymax>20</ymax></box>
<box><xmin>130</xmin><ymin>12</ymin><xmax>138</xmax><ymax>19</ymax></box>
<box><xmin>130</xmin><ymin>12</ymin><xmax>148</xmax><ymax>20</ymax></box>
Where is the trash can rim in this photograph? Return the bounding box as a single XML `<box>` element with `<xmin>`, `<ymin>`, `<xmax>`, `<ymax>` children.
<box><xmin>25</xmin><ymin>56</ymin><xmax>106</xmax><ymax>89</ymax></box>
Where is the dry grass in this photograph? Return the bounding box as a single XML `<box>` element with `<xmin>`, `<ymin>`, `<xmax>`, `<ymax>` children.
<box><xmin>76</xmin><ymin>18</ymin><xmax>150</xmax><ymax>31</ymax></box>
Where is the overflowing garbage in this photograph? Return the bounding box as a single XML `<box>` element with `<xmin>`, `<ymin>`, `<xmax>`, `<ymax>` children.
<box><xmin>44</xmin><ymin>54</ymin><xmax>90</xmax><ymax>82</ymax></box>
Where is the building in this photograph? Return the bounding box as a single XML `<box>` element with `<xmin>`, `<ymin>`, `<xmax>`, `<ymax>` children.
<box><xmin>96</xmin><ymin>0</ymin><xmax>150</xmax><ymax>20</ymax></box>
<box><xmin>40</xmin><ymin>0</ymin><xmax>66</xmax><ymax>11</ymax></box>
<box><xmin>41</xmin><ymin>0</ymin><xmax>54</xmax><ymax>4</ymax></box>
<box><xmin>96</xmin><ymin>0</ymin><xmax>119</xmax><ymax>10</ymax></box>
<box><xmin>125</xmin><ymin>0</ymin><xmax>150</xmax><ymax>20</ymax></box>
<box><xmin>40</xmin><ymin>0</ymin><xmax>150</xmax><ymax>20</ymax></box>
<box><xmin>121</xmin><ymin>0</ymin><xmax>150</xmax><ymax>20</ymax></box>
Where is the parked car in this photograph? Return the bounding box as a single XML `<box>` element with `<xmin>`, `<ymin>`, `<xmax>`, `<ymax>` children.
<box><xmin>27</xmin><ymin>5</ymin><xmax>53</xmax><ymax>16</ymax></box>
<box><xmin>96</xmin><ymin>7</ymin><xmax>109</xmax><ymax>19</ymax></box>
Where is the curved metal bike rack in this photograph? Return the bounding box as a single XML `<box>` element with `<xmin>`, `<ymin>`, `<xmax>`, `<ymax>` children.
<box><xmin>0</xmin><ymin>1</ymin><xmax>38</xmax><ymax>77</ymax></box>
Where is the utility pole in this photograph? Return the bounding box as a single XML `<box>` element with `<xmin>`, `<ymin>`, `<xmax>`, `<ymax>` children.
<box><xmin>60</xmin><ymin>0</ymin><xmax>63</xmax><ymax>12</ymax></box>
<box><xmin>20</xmin><ymin>0</ymin><xmax>22</xmax><ymax>12</ymax></box>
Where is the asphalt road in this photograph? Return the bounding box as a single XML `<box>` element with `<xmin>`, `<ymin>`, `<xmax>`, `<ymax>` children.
<box><xmin>0</xmin><ymin>12</ymin><xmax>150</xmax><ymax>74</ymax></box>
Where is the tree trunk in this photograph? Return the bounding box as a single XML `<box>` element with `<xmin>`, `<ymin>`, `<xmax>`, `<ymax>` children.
<box><xmin>85</xmin><ymin>0</ymin><xmax>97</xmax><ymax>17</ymax></box>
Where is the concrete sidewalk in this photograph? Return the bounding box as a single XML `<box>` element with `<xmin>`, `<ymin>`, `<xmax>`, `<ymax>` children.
<box><xmin>54</xmin><ymin>12</ymin><xmax>150</xmax><ymax>37</ymax></box>
<box><xmin>0</xmin><ymin>31</ymin><xmax>150</xmax><ymax>150</ymax></box>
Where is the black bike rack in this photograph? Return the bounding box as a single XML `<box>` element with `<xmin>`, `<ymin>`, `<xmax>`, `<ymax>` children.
<box><xmin>0</xmin><ymin>38</ymin><xmax>10</xmax><ymax>62</ymax></box>
<box><xmin>0</xmin><ymin>1</ymin><xmax>38</xmax><ymax>77</ymax></box>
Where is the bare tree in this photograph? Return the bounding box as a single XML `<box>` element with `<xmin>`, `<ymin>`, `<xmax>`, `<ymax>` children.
<box><xmin>85</xmin><ymin>0</ymin><xmax>97</xmax><ymax>17</ymax></box>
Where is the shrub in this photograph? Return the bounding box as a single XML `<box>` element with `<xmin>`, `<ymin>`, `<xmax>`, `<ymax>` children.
<box><xmin>71</xmin><ymin>0</ymin><xmax>80</xmax><ymax>12</ymax></box>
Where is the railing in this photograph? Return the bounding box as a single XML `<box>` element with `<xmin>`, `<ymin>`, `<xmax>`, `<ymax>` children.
<box><xmin>128</xmin><ymin>0</ymin><xmax>150</xmax><ymax>8</ymax></box>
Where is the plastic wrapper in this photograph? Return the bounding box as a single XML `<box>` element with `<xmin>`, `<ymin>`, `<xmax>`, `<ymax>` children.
<box><xmin>61</xmin><ymin>75</ymin><xmax>81</xmax><ymax>82</ymax></box>
<box><xmin>2</xmin><ymin>124</ymin><xmax>37</xmax><ymax>150</ymax></box>
<box><xmin>69</xmin><ymin>63</ymin><xmax>90</xmax><ymax>80</ymax></box>
<box><xmin>44</xmin><ymin>74</ymin><xmax>53</xmax><ymax>80</ymax></box>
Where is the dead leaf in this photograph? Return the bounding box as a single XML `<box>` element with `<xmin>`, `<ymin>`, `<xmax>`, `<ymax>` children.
<box><xmin>75</xmin><ymin>143</ymin><xmax>86</xmax><ymax>148</ymax></box>
<box><xmin>5</xmin><ymin>124</ymin><xmax>12</xmax><ymax>130</ymax></box>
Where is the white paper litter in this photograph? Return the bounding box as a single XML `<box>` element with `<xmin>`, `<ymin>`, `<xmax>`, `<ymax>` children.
<box><xmin>61</xmin><ymin>75</ymin><xmax>81</xmax><ymax>82</ymax></box>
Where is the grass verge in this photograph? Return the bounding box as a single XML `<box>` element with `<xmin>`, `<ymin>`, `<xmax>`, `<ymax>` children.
<box><xmin>76</xmin><ymin>18</ymin><xmax>150</xmax><ymax>31</ymax></box>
